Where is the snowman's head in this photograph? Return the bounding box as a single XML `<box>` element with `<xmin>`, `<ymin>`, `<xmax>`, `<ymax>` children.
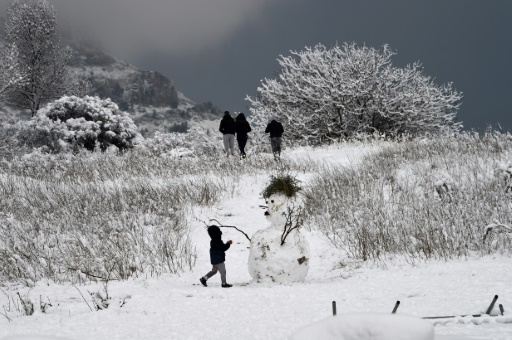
<box><xmin>262</xmin><ymin>175</ymin><xmax>302</xmax><ymax>227</ymax></box>
<box><xmin>264</xmin><ymin>193</ymin><xmax>290</xmax><ymax>226</ymax></box>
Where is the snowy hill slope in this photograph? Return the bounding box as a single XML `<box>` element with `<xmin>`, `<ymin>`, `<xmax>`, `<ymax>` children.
<box><xmin>0</xmin><ymin>144</ymin><xmax>511</xmax><ymax>340</ymax></box>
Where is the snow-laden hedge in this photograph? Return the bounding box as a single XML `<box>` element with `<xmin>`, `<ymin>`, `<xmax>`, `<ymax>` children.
<box><xmin>19</xmin><ymin>96</ymin><xmax>141</xmax><ymax>153</ymax></box>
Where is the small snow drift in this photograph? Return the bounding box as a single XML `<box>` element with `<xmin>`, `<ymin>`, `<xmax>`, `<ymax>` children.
<box><xmin>289</xmin><ymin>313</ymin><xmax>434</xmax><ymax>340</ymax></box>
<box><xmin>248</xmin><ymin>193</ymin><xmax>309</xmax><ymax>282</ymax></box>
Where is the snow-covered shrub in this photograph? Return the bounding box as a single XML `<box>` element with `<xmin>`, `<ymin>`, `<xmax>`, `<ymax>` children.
<box><xmin>140</xmin><ymin>124</ymin><xmax>219</xmax><ymax>158</ymax></box>
<box><xmin>17</xmin><ymin>293</ymin><xmax>34</xmax><ymax>316</ymax></box>
<box><xmin>483</xmin><ymin>221</ymin><xmax>512</xmax><ymax>248</ymax></box>
<box><xmin>19</xmin><ymin>95</ymin><xmax>141</xmax><ymax>153</ymax></box>
<box><xmin>498</xmin><ymin>162</ymin><xmax>512</xmax><ymax>194</ymax></box>
<box><xmin>0</xmin><ymin>124</ymin><xmax>32</xmax><ymax>160</ymax></box>
<box><xmin>247</xmin><ymin>42</ymin><xmax>462</xmax><ymax>145</ymax></box>
<box><xmin>306</xmin><ymin>131</ymin><xmax>512</xmax><ymax>261</ymax></box>
<box><xmin>433</xmin><ymin>172</ymin><xmax>457</xmax><ymax>202</ymax></box>
<box><xmin>90</xmin><ymin>289</ymin><xmax>110</xmax><ymax>311</ymax></box>
<box><xmin>0</xmin><ymin>190</ymin><xmax>197</xmax><ymax>283</ymax></box>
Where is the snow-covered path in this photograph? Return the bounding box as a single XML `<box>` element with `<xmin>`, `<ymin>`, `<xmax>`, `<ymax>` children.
<box><xmin>1</xmin><ymin>144</ymin><xmax>511</xmax><ymax>340</ymax></box>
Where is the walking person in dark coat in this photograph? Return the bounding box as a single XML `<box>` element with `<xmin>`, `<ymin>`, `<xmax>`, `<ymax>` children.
<box><xmin>219</xmin><ymin>111</ymin><xmax>236</xmax><ymax>156</ymax></box>
<box><xmin>235</xmin><ymin>112</ymin><xmax>252</xmax><ymax>159</ymax></box>
<box><xmin>200</xmin><ymin>225</ymin><xmax>233</xmax><ymax>288</ymax></box>
<box><xmin>265</xmin><ymin>116</ymin><xmax>284</xmax><ymax>160</ymax></box>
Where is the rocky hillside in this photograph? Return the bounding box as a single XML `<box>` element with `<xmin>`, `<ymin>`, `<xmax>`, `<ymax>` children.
<box><xmin>68</xmin><ymin>41</ymin><xmax>222</xmax><ymax>137</ymax></box>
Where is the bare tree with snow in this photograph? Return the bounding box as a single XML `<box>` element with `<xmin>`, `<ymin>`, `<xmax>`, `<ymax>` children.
<box><xmin>247</xmin><ymin>43</ymin><xmax>463</xmax><ymax>144</ymax></box>
<box><xmin>4</xmin><ymin>0</ymin><xmax>77</xmax><ymax>116</ymax></box>
<box><xmin>0</xmin><ymin>42</ymin><xmax>25</xmax><ymax>103</ymax></box>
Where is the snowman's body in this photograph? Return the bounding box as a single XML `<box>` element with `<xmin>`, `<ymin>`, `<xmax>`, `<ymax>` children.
<box><xmin>248</xmin><ymin>194</ymin><xmax>309</xmax><ymax>282</ymax></box>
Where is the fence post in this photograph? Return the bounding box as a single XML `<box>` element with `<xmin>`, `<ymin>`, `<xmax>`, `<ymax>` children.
<box><xmin>332</xmin><ymin>301</ymin><xmax>337</xmax><ymax>316</ymax></box>
<box><xmin>485</xmin><ymin>295</ymin><xmax>498</xmax><ymax>315</ymax></box>
<box><xmin>392</xmin><ymin>301</ymin><xmax>400</xmax><ymax>314</ymax></box>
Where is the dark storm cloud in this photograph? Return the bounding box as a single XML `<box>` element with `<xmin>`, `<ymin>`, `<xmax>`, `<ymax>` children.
<box><xmin>59</xmin><ymin>0</ymin><xmax>282</xmax><ymax>57</ymax></box>
<box><xmin>1</xmin><ymin>0</ymin><xmax>510</xmax><ymax>130</ymax></box>
<box><xmin>2</xmin><ymin>0</ymin><xmax>278</xmax><ymax>57</ymax></box>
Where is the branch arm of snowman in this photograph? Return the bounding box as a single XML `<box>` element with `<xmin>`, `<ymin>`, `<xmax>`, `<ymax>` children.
<box><xmin>208</xmin><ymin>218</ymin><xmax>251</xmax><ymax>242</ymax></box>
<box><xmin>280</xmin><ymin>203</ymin><xmax>305</xmax><ymax>246</ymax></box>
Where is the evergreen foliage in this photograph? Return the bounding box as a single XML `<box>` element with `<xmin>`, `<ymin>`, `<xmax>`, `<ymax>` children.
<box><xmin>262</xmin><ymin>174</ymin><xmax>302</xmax><ymax>198</ymax></box>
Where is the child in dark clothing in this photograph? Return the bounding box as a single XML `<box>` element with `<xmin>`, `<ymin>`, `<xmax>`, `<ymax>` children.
<box><xmin>200</xmin><ymin>225</ymin><xmax>233</xmax><ymax>288</ymax></box>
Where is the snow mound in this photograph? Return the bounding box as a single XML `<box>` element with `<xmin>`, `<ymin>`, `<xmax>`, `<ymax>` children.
<box><xmin>289</xmin><ymin>313</ymin><xmax>434</xmax><ymax>340</ymax></box>
<box><xmin>248</xmin><ymin>226</ymin><xmax>309</xmax><ymax>282</ymax></box>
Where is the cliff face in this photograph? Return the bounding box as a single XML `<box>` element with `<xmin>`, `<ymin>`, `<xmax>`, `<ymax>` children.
<box><xmin>68</xmin><ymin>41</ymin><xmax>222</xmax><ymax>137</ymax></box>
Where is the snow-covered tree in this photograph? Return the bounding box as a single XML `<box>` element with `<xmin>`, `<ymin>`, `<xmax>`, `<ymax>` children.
<box><xmin>20</xmin><ymin>96</ymin><xmax>141</xmax><ymax>153</ymax></box>
<box><xmin>0</xmin><ymin>42</ymin><xmax>25</xmax><ymax>103</ymax></box>
<box><xmin>5</xmin><ymin>0</ymin><xmax>79</xmax><ymax>115</ymax></box>
<box><xmin>247</xmin><ymin>43</ymin><xmax>463</xmax><ymax>144</ymax></box>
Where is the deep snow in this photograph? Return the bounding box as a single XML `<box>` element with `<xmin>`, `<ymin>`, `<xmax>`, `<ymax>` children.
<box><xmin>0</xmin><ymin>144</ymin><xmax>511</xmax><ymax>340</ymax></box>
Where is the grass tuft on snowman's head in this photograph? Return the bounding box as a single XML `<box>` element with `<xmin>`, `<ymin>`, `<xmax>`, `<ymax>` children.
<box><xmin>262</xmin><ymin>175</ymin><xmax>302</xmax><ymax>198</ymax></box>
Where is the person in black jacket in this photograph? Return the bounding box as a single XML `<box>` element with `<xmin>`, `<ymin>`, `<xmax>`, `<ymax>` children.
<box><xmin>219</xmin><ymin>111</ymin><xmax>236</xmax><ymax>156</ymax></box>
<box><xmin>235</xmin><ymin>112</ymin><xmax>252</xmax><ymax>159</ymax></box>
<box><xmin>199</xmin><ymin>225</ymin><xmax>233</xmax><ymax>288</ymax></box>
<box><xmin>265</xmin><ymin>116</ymin><xmax>284</xmax><ymax>160</ymax></box>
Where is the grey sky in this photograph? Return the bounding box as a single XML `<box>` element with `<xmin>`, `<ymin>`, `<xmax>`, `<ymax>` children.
<box><xmin>2</xmin><ymin>0</ymin><xmax>510</xmax><ymax>130</ymax></box>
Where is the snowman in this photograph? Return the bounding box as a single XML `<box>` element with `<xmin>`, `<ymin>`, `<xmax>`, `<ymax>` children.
<box><xmin>248</xmin><ymin>177</ymin><xmax>310</xmax><ymax>283</ymax></box>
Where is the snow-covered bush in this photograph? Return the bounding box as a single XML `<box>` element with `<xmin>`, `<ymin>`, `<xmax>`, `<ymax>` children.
<box><xmin>433</xmin><ymin>172</ymin><xmax>457</xmax><ymax>202</ymax></box>
<box><xmin>306</xmin><ymin>131</ymin><xmax>512</xmax><ymax>261</ymax></box>
<box><xmin>17</xmin><ymin>293</ymin><xmax>34</xmax><ymax>316</ymax></box>
<box><xmin>19</xmin><ymin>96</ymin><xmax>141</xmax><ymax>153</ymax></box>
<box><xmin>498</xmin><ymin>161</ymin><xmax>512</xmax><ymax>194</ymax></box>
<box><xmin>0</xmin><ymin>201</ymin><xmax>196</xmax><ymax>284</ymax></box>
<box><xmin>247</xmin><ymin>42</ymin><xmax>462</xmax><ymax>145</ymax></box>
<box><xmin>0</xmin><ymin>124</ymin><xmax>32</xmax><ymax>160</ymax></box>
<box><xmin>140</xmin><ymin>123</ymin><xmax>219</xmax><ymax>158</ymax></box>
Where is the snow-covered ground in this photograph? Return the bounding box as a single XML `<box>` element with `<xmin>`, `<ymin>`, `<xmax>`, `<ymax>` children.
<box><xmin>1</xmin><ymin>144</ymin><xmax>511</xmax><ymax>340</ymax></box>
